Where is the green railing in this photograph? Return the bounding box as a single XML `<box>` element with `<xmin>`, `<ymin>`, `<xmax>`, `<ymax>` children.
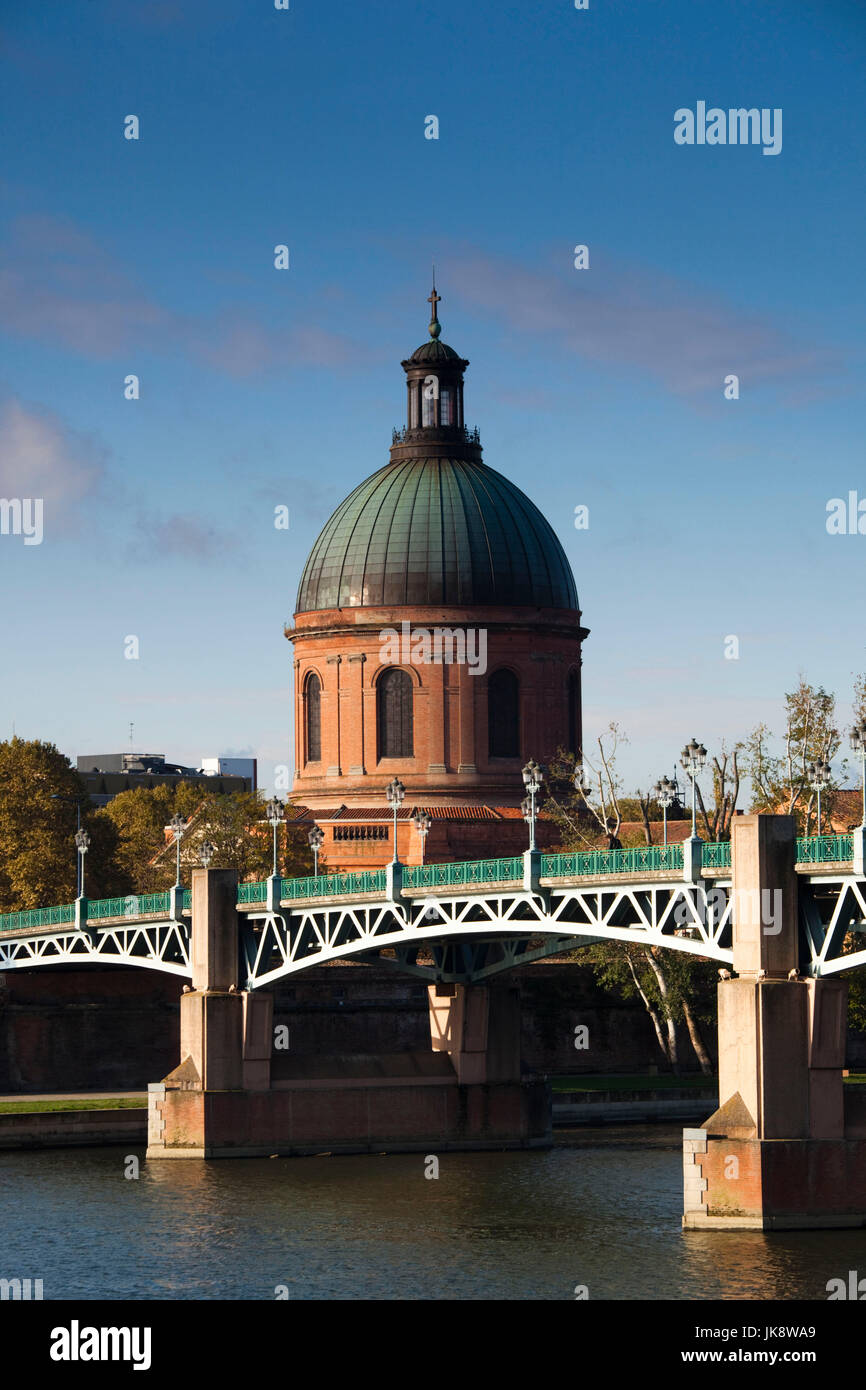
<box><xmin>4</xmin><ymin>833</ymin><xmax>863</xmax><ymax>935</ymax></box>
<box><xmin>403</xmin><ymin>856</ymin><xmax>523</xmax><ymax>891</ymax></box>
<box><xmin>238</xmin><ymin>880</ymin><xmax>269</xmax><ymax>904</ymax></box>
<box><xmin>136</xmin><ymin>891</ymin><xmax>173</xmax><ymax>915</ymax></box>
<box><xmin>281</xmin><ymin>869</ymin><xmax>387</xmax><ymax>900</ymax></box>
<box><xmin>0</xmin><ymin>903</ymin><xmax>75</xmax><ymax>932</ymax></box>
<box><xmin>701</xmin><ymin>841</ymin><xmax>731</xmax><ymax>869</ymax></box>
<box><xmin>795</xmin><ymin>834</ymin><xmax>853</xmax><ymax>864</ymax></box>
<box><xmin>86</xmin><ymin>892</ymin><xmax>173</xmax><ymax>920</ymax></box>
<box><xmin>542</xmin><ymin>844</ymin><xmax>685</xmax><ymax>878</ymax></box>
<box><xmin>87</xmin><ymin>895</ymin><xmax>137</xmax><ymax>921</ymax></box>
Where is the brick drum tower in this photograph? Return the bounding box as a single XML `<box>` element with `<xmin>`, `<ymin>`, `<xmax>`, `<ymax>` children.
<box><xmin>286</xmin><ymin>288</ymin><xmax>589</xmax><ymax>869</ymax></box>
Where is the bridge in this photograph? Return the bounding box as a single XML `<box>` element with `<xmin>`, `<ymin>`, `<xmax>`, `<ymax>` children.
<box><xmin>2</xmin><ymin>832</ymin><xmax>865</xmax><ymax>985</ymax></box>
<box><xmin>4</xmin><ymin>817</ymin><xmax>866</xmax><ymax>1230</ymax></box>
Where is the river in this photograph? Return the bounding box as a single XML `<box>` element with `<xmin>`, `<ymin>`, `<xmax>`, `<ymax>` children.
<box><xmin>2</xmin><ymin>1127</ymin><xmax>865</xmax><ymax>1300</ymax></box>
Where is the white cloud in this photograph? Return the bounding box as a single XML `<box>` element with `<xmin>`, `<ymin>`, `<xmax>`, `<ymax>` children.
<box><xmin>0</xmin><ymin>398</ymin><xmax>104</xmax><ymax>529</ymax></box>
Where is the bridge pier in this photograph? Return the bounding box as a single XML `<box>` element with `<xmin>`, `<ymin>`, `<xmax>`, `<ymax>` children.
<box><xmin>148</xmin><ymin>871</ymin><xmax>549</xmax><ymax>1159</ymax></box>
<box><xmin>147</xmin><ymin>868</ymin><xmax>275</xmax><ymax>1158</ymax></box>
<box><xmin>683</xmin><ymin>814</ymin><xmax>866</xmax><ymax>1230</ymax></box>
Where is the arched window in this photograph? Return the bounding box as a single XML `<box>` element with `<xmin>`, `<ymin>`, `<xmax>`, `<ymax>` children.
<box><xmin>568</xmin><ymin>670</ymin><xmax>580</xmax><ymax>757</ymax></box>
<box><xmin>305</xmin><ymin>673</ymin><xmax>321</xmax><ymax>762</ymax></box>
<box><xmin>378</xmin><ymin>669</ymin><xmax>413</xmax><ymax>758</ymax></box>
<box><xmin>488</xmin><ymin>669</ymin><xmax>520</xmax><ymax>758</ymax></box>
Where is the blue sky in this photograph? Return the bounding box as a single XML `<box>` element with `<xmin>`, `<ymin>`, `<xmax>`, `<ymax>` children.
<box><xmin>1</xmin><ymin>0</ymin><xmax>864</xmax><ymax>798</ymax></box>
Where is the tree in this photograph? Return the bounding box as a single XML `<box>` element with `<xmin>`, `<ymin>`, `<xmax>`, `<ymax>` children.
<box><xmin>694</xmin><ymin>743</ymin><xmax>742</xmax><ymax>841</ymax></box>
<box><xmin>544</xmin><ymin>726</ymin><xmax>717</xmax><ymax>1073</ymax></box>
<box><xmin>96</xmin><ymin>783</ymin><xmax>203</xmax><ymax>893</ymax></box>
<box><xmin>99</xmin><ymin>786</ymin><xmax>310</xmax><ymax>892</ymax></box>
<box><xmin>743</xmin><ymin>676</ymin><xmax>842</xmax><ymax>832</ymax></box>
<box><xmin>584</xmin><ymin>941</ymin><xmax>716</xmax><ymax>1075</ymax></box>
<box><xmin>544</xmin><ymin>724</ymin><xmax>627</xmax><ymax>848</ymax></box>
<box><xmin>0</xmin><ymin>738</ymin><xmax>117</xmax><ymax>909</ymax></box>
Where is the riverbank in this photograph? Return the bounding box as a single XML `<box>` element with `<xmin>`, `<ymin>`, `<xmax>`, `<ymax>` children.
<box><xmin>0</xmin><ymin>1080</ymin><xmax>717</xmax><ymax>1149</ymax></box>
<box><xmin>2</xmin><ymin>1075</ymin><xmax>861</xmax><ymax>1149</ymax></box>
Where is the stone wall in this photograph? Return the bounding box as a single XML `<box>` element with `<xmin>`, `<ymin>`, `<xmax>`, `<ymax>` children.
<box><xmin>0</xmin><ymin>967</ymin><xmax>182</xmax><ymax>1092</ymax></box>
<box><xmin>0</xmin><ymin>959</ymin><xmax>713</xmax><ymax>1092</ymax></box>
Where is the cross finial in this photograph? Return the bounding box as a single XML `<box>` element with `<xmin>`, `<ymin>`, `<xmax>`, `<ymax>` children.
<box><xmin>427</xmin><ymin>275</ymin><xmax>441</xmax><ymax>339</ymax></box>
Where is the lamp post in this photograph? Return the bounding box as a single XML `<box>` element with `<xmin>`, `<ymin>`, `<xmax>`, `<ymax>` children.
<box><xmin>680</xmin><ymin>738</ymin><xmax>707</xmax><ymax>839</ymax></box>
<box><xmin>169</xmin><ymin>813</ymin><xmax>187</xmax><ymax>887</ymax></box>
<box><xmin>412</xmin><ymin>809</ymin><xmax>432</xmax><ymax>865</ymax></box>
<box><xmin>807</xmin><ymin>758</ymin><xmax>831</xmax><ymax>836</ymax></box>
<box><xmin>522</xmin><ymin>758</ymin><xmax>544</xmax><ymax>852</ymax></box>
<box><xmin>199</xmin><ymin>840</ymin><xmax>216</xmax><ymax>869</ymax></box>
<box><xmin>851</xmin><ymin>722</ymin><xmax>866</xmax><ymax>828</ymax></box>
<box><xmin>266</xmin><ymin>797</ymin><xmax>285</xmax><ymax>878</ymax></box>
<box><xmin>386</xmin><ymin>778</ymin><xmax>406</xmax><ymax>864</ymax></box>
<box><xmin>653</xmin><ymin>775</ymin><xmax>676</xmax><ymax>847</ymax></box>
<box><xmin>308</xmin><ymin>825</ymin><xmax>324</xmax><ymax>877</ymax></box>
<box><xmin>74</xmin><ymin>829</ymin><xmax>90</xmax><ymax>897</ymax></box>
<box><xmin>52</xmin><ymin>794</ymin><xmax>88</xmax><ymax>895</ymax></box>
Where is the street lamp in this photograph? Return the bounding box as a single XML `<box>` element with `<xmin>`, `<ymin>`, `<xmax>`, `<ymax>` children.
<box><xmin>851</xmin><ymin>722</ymin><xmax>866</xmax><ymax>828</ymax></box>
<box><xmin>680</xmin><ymin>738</ymin><xmax>707</xmax><ymax>839</ymax></box>
<box><xmin>74</xmin><ymin>829</ymin><xmax>90</xmax><ymax>897</ymax></box>
<box><xmin>52</xmin><ymin>793</ymin><xmax>88</xmax><ymax>895</ymax></box>
<box><xmin>169</xmin><ymin>813</ymin><xmax>187</xmax><ymax>887</ymax></box>
<box><xmin>412</xmin><ymin>809</ymin><xmax>432</xmax><ymax>864</ymax></box>
<box><xmin>199</xmin><ymin>841</ymin><xmax>216</xmax><ymax>869</ymax></box>
<box><xmin>807</xmin><ymin>759</ymin><xmax>831</xmax><ymax>837</ymax></box>
<box><xmin>386</xmin><ymin>778</ymin><xmax>406</xmax><ymax>864</ymax></box>
<box><xmin>266</xmin><ymin>797</ymin><xmax>285</xmax><ymax>878</ymax></box>
<box><xmin>522</xmin><ymin>758</ymin><xmax>544</xmax><ymax>852</ymax></box>
<box><xmin>653</xmin><ymin>774</ymin><xmax>677</xmax><ymax>847</ymax></box>
<box><xmin>308</xmin><ymin>825</ymin><xmax>324</xmax><ymax>876</ymax></box>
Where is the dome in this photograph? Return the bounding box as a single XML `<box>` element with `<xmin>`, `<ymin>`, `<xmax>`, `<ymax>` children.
<box><xmin>295</xmin><ymin>455</ymin><xmax>579</xmax><ymax>613</ymax></box>
<box><xmin>406</xmin><ymin>339</ymin><xmax>463</xmax><ymax>364</ymax></box>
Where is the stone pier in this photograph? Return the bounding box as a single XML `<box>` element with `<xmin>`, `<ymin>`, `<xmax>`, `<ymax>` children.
<box><xmin>683</xmin><ymin>814</ymin><xmax>866</xmax><ymax>1230</ymax></box>
<box><xmin>147</xmin><ymin>869</ymin><xmax>549</xmax><ymax>1159</ymax></box>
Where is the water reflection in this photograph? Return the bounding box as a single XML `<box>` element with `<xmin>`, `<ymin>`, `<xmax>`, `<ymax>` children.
<box><xmin>2</xmin><ymin>1129</ymin><xmax>864</xmax><ymax>1300</ymax></box>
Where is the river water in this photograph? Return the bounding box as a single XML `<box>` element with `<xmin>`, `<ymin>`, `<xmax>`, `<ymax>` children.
<box><xmin>2</xmin><ymin>1127</ymin><xmax>865</xmax><ymax>1300</ymax></box>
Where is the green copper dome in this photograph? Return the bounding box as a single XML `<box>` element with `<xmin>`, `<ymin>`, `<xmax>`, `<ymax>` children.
<box><xmin>407</xmin><ymin>339</ymin><xmax>463</xmax><ymax>363</ymax></box>
<box><xmin>296</xmin><ymin>456</ymin><xmax>579</xmax><ymax>612</ymax></box>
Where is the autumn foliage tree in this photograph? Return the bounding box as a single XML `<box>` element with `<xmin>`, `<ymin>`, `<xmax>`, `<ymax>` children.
<box><xmin>0</xmin><ymin>738</ymin><xmax>118</xmax><ymax>909</ymax></box>
<box><xmin>0</xmin><ymin>739</ymin><xmax>313</xmax><ymax>908</ymax></box>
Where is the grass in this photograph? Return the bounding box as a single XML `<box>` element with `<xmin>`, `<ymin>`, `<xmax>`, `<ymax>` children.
<box><xmin>550</xmin><ymin>1073</ymin><xmax>717</xmax><ymax>1093</ymax></box>
<box><xmin>551</xmin><ymin>1072</ymin><xmax>866</xmax><ymax>1093</ymax></box>
<box><xmin>0</xmin><ymin>1098</ymin><xmax>147</xmax><ymax>1114</ymax></box>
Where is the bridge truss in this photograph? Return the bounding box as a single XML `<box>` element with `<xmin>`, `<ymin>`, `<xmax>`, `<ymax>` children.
<box><xmin>1</xmin><ymin>871</ymin><xmax>865</xmax><ymax>985</ymax></box>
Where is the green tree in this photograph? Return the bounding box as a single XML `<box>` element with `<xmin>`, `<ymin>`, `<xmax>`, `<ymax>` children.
<box><xmin>584</xmin><ymin>941</ymin><xmax>716</xmax><ymax>1074</ymax></box>
<box><xmin>0</xmin><ymin>737</ymin><xmax>118</xmax><ymax>909</ymax></box>
<box><xmin>99</xmin><ymin>786</ymin><xmax>310</xmax><ymax>892</ymax></box>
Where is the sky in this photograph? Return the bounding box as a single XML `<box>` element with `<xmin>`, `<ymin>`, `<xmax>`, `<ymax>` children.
<box><xmin>0</xmin><ymin>0</ymin><xmax>864</xmax><ymax>800</ymax></box>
